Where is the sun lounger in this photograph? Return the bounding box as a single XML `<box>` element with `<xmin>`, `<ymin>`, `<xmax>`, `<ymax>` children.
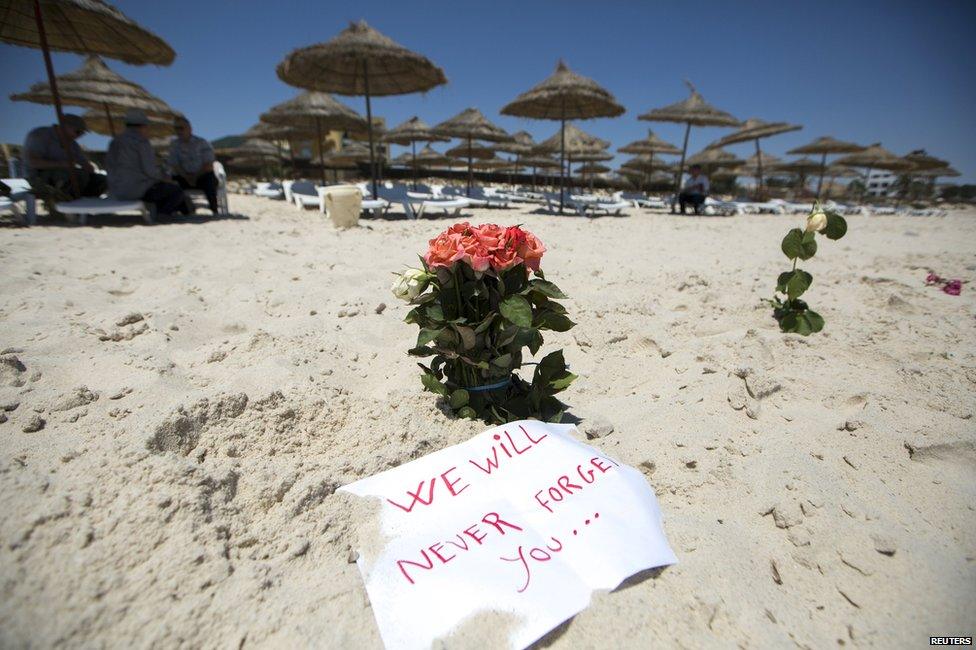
<box><xmin>55</xmin><ymin>197</ymin><xmax>155</xmax><ymax>225</ymax></box>
<box><xmin>379</xmin><ymin>184</ymin><xmax>469</xmax><ymax>219</ymax></box>
<box><xmin>182</xmin><ymin>162</ymin><xmax>230</xmax><ymax>214</ymax></box>
<box><xmin>291</xmin><ymin>181</ymin><xmax>321</xmax><ymax>209</ymax></box>
<box><xmin>1</xmin><ymin>178</ymin><xmax>37</xmax><ymax>225</ymax></box>
<box><xmin>254</xmin><ymin>181</ymin><xmax>284</xmax><ymax>200</ymax></box>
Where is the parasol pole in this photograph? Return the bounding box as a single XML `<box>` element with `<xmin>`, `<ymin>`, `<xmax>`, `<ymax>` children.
<box><xmin>466</xmin><ymin>135</ymin><xmax>473</xmax><ymax>196</ymax></box>
<box><xmin>34</xmin><ymin>0</ymin><xmax>79</xmax><ymax>196</ymax></box>
<box><xmin>362</xmin><ymin>59</ymin><xmax>378</xmax><ymax>199</ymax></box>
<box><xmin>754</xmin><ymin>138</ymin><xmax>764</xmax><ymax>199</ymax></box>
<box><xmin>672</xmin><ymin>122</ymin><xmax>691</xmax><ymax>213</ymax></box>
<box><xmin>103</xmin><ymin>102</ymin><xmax>116</xmax><ymax>137</ymax></box>
<box><xmin>558</xmin><ymin>111</ymin><xmax>566</xmax><ymax>213</ymax></box>
<box><xmin>315</xmin><ymin>116</ymin><xmax>326</xmax><ymax>185</ymax></box>
<box><xmin>815</xmin><ymin>152</ymin><xmax>827</xmax><ymax>199</ymax></box>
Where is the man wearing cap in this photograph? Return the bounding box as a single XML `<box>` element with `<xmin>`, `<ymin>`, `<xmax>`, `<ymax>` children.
<box><xmin>678</xmin><ymin>164</ymin><xmax>709</xmax><ymax>215</ymax></box>
<box><xmin>23</xmin><ymin>113</ymin><xmax>107</xmax><ymax>201</ymax></box>
<box><xmin>106</xmin><ymin>109</ymin><xmax>189</xmax><ymax>217</ymax></box>
<box><xmin>168</xmin><ymin>116</ymin><xmax>219</xmax><ymax>214</ymax></box>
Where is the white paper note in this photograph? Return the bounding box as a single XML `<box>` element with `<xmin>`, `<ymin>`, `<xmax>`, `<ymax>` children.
<box><xmin>339</xmin><ymin>420</ymin><xmax>677</xmax><ymax>649</ymax></box>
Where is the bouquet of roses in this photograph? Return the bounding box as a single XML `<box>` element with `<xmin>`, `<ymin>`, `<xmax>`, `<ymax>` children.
<box><xmin>391</xmin><ymin>222</ymin><xmax>576</xmax><ymax>424</ymax></box>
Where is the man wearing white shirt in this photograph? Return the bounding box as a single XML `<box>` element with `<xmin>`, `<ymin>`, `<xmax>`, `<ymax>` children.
<box><xmin>168</xmin><ymin>116</ymin><xmax>218</xmax><ymax>214</ymax></box>
<box><xmin>678</xmin><ymin>164</ymin><xmax>709</xmax><ymax>215</ymax></box>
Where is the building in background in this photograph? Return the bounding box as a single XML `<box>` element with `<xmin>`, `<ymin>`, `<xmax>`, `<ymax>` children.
<box><xmin>866</xmin><ymin>169</ymin><xmax>897</xmax><ymax>197</ymax></box>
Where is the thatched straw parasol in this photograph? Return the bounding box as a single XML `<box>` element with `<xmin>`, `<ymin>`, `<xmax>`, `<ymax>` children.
<box><xmin>902</xmin><ymin>150</ymin><xmax>949</xmax><ymax>171</ymax></box>
<box><xmin>639</xmin><ymin>81</ymin><xmax>739</xmax><ymax>210</ymax></box>
<box><xmin>494</xmin><ymin>131</ymin><xmax>537</xmax><ymax>185</ymax></box>
<box><xmin>787</xmin><ymin>136</ymin><xmax>866</xmax><ymax>198</ymax></box>
<box><xmin>415</xmin><ymin>145</ymin><xmax>452</xmax><ymax>167</ymax></box>
<box><xmin>215</xmin><ymin>138</ymin><xmax>279</xmax><ymax>159</ymax></box>
<box><xmin>433</xmin><ymin>107</ymin><xmax>512</xmax><ymax>195</ymax></box>
<box><xmin>501</xmin><ymin>60</ymin><xmax>623</xmax><ymax>212</ymax></box>
<box><xmin>911</xmin><ymin>166</ymin><xmax>959</xmax><ymax>179</ymax></box>
<box><xmin>381</xmin><ymin>116</ymin><xmax>448</xmax><ymax>189</ymax></box>
<box><xmin>832</xmin><ymin>143</ymin><xmax>913</xmax><ymax>199</ymax></box>
<box><xmin>707</xmin><ymin>117</ymin><xmax>801</xmax><ymax>194</ymax></box>
<box><xmin>686</xmin><ymin>146</ymin><xmax>743</xmax><ymax>171</ymax></box>
<box><xmin>520</xmin><ymin>154</ymin><xmax>560</xmax><ymax>190</ymax></box>
<box><xmin>1</xmin><ymin>0</ymin><xmax>175</xmax><ymax>193</ymax></box>
<box><xmin>618</xmin><ymin>133</ymin><xmax>680</xmax><ymax>192</ymax></box>
<box><xmin>11</xmin><ymin>55</ymin><xmax>175</xmax><ymax>135</ymax></box>
<box><xmin>82</xmin><ymin>107</ymin><xmax>172</xmax><ymax>139</ymax></box>
<box><xmin>445</xmin><ymin>142</ymin><xmax>496</xmax><ymax>160</ymax></box>
<box><xmin>772</xmin><ymin>157</ymin><xmax>825</xmax><ymax>193</ymax></box>
<box><xmin>260</xmin><ymin>91</ymin><xmax>367</xmax><ymax>184</ymax></box>
<box><xmin>246</xmin><ymin>121</ymin><xmax>313</xmax><ymax>175</ymax></box>
<box><xmin>276</xmin><ymin>20</ymin><xmax>447</xmax><ymax>198</ymax></box>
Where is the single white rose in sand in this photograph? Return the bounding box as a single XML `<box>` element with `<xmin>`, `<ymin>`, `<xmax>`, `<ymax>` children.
<box><xmin>806</xmin><ymin>210</ymin><xmax>828</xmax><ymax>233</ymax></box>
<box><xmin>391</xmin><ymin>268</ymin><xmax>430</xmax><ymax>301</ymax></box>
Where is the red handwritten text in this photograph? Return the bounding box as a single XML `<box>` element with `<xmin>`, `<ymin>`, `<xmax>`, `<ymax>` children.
<box><xmin>534</xmin><ymin>456</ymin><xmax>620</xmax><ymax>513</ymax></box>
<box><xmin>386</xmin><ymin>466</ymin><xmax>471</xmax><ymax>513</ymax></box>
<box><xmin>468</xmin><ymin>424</ymin><xmax>548</xmax><ymax>475</ymax></box>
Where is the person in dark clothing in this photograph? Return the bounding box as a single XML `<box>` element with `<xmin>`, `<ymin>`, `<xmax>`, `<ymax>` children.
<box><xmin>23</xmin><ymin>113</ymin><xmax>107</xmax><ymax>203</ymax></box>
<box><xmin>678</xmin><ymin>164</ymin><xmax>709</xmax><ymax>215</ymax></box>
<box><xmin>106</xmin><ymin>109</ymin><xmax>189</xmax><ymax>217</ymax></box>
<box><xmin>168</xmin><ymin>116</ymin><xmax>219</xmax><ymax>213</ymax></box>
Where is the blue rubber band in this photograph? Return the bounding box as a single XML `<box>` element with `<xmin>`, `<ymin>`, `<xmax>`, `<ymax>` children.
<box><xmin>467</xmin><ymin>377</ymin><xmax>512</xmax><ymax>393</ymax></box>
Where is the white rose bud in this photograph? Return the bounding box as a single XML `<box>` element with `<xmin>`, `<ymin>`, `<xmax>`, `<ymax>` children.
<box><xmin>805</xmin><ymin>210</ymin><xmax>828</xmax><ymax>233</ymax></box>
<box><xmin>391</xmin><ymin>268</ymin><xmax>429</xmax><ymax>301</ymax></box>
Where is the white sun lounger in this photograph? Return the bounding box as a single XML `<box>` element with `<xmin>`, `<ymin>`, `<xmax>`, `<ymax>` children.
<box><xmin>184</xmin><ymin>161</ymin><xmax>230</xmax><ymax>213</ymax></box>
<box><xmin>379</xmin><ymin>184</ymin><xmax>469</xmax><ymax>219</ymax></box>
<box><xmin>1</xmin><ymin>178</ymin><xmax>37</xmax><ymax>225</ymax></box>
<box><xmin>55</xmin><ymin>197</ymin><xmax>155</xmax><ymax>225</ymax></box>
<box><xmin>254</xmin><ymin>181</ymin><xmax>284</xmax><ymax>200</ymax></box>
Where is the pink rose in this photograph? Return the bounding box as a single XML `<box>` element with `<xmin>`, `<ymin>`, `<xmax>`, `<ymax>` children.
<box><xmin>925</xmin><ymin>272</ymin><xmax>941</xmax><ymax>285</ymax></box>
<box><xmin>516</xmin><ymin>230</ymin><xmax>545</xmax><ymax>273</ymax></box>
<box><xmin>425</xmin><ymin>232</ymin><xmax>462</xmax><ymax>269</ymax></box>
<box><xmin>943</xmin><ymin>280</ymin><xmax>962</xmax><ymax>296</ymax></box>
<box><xmin>476</xmin><ymin>223</ymin><xmax>505</xmax><ymax>250</ymax></box>
<box><xmin>490</xmin><ymin>242</ymin><xmax>523</xmax><ymax>271</ymax></box>
<box><xmin>443</xmin><ymin>222</ymin><xmax>491</xmax><ymax>272</ymax></box>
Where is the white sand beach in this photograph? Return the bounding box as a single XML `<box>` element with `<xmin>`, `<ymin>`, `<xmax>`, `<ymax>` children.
<box><xmin>1</xmin><ymin>200</ymin><xmax>974</xmax><ymax>648</ymax></box>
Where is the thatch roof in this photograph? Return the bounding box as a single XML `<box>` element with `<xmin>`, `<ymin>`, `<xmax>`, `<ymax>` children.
<box><xmin>787</xmin><ymin>136</ymin><xmax>865</xmax><ymax>155</ymax></box>
<box><xmin>903</xmin><ymin>150</ymin><xmax>950</xmax><ymax>171</ymax></box>
<box><xmin>82</xmin><ymin>107</ymin><xmax>173</xmax><ymax>138</ymax></box>
<box><xmin>0</xmin><ymin>0</ymin><xmax>175</xmax><ymax>65</ymax></box>
<box><xmin>618</xmin><ymin>130</ymin><xmax>680</xmax><ymax>155</ymax></box>
<box><xmin>415</xmin><ymin>145</ymin><xmax>452</xmax><ymax>166</ymax></box>
<box><xmin>500</xmin><ymin>60</ymin><xmax>624</xmax><ymax>120</ymax></box>
<box><xmin>260</xmin><ymin>91</ymin><xmax>367</xmax><ymax>132</ymax></box>
<box><xmin>534</xmin><ymin>123</ymin><xmax>609</xmax><ymax>156</ymax></box>
<box><xmin>823</xmin><ymin>165</ymin><xmax>865</xmax><ymax>178</ymax></box>
<box><xmin>433</xmin><ymin>108</ymin><xmax>512</xmax><ymax>142</ymax></box>
<box><xmin>246</xmin><ymin>121</ymin><xmax>312</xmax><ymax>141</ymax></box>
<box><xmin>521</xmin><ymin>155</ymin><xmax>561</xmax><ymax>169</ymax></box>
<box><xmin>569</xmin><ymin>149</ymin><xmax>613</xmax><ymax>163</ymax></box>
<box><xmin>832</xmin><ymin>144</ymin><xmax>914</xmax><ymax>171</ymax></box>
<box><xmin>472</xmin><ymin>156</ymin><xmax>516</xmax><ymax>171</ymax></box>
<box><xmin>910</xmin><ymin>166</ymin><xmax>959</xmax><ymax>178</ymax></box>
<box><xmin>622</xmin><ymin>154</ymin><xmax>670</xmax><ymax>172</ymax></box>
<box><xmin>381</xmin><ymin>116</ymin><xmax>448</xmax><ymax>144</ymax></box>
<box><xmin>708</xmin><ymin>117</ymin><xmax>801</xmax><ymax>148</ymax></box>
<box><xmin>639</xmin><ymin>81</ymin><xmax>739</xmax><ymax>127</ymax></box>
<box><xmin>276</xmin><ymin>20</ymin><xmax>446</xmax><ymax>96</ymax></box>
<box><xmin>494</xmin><ymin>130</ymin><xmax>537</xmax><ymax>155</ymax></box>
<box><xmin>215</xmin><ymin>139</ymin><xmax>280</xmax><ymax>158</ymax></box>
<box><xmin>773</xmin><ymin>157</ymin><xmax>825</xmax><ymax>174</ymax></box>
<box><xmin>445</xmin><ymin>142</ymin><xmax>496</xmax><ymax>159</ymax></box>
<box><xmin>576</xmin><ymin>162</ymin><xmax>610</xmax><ymax>174</ymax></box>
<box><xmin>10</xmin><ymin>55</ymin><xmax>174</xmax><ymax>115</ymax></box>
<box><xmin>686</xmin><ymin>146</ymin><xmax>743</xmax><ymax>168</ymax></box>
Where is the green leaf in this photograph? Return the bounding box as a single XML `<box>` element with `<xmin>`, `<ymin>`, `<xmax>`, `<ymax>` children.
<box><xmin>473</xmin><ymin>313</ymin><xmax>496</xmax><ymax>334</ymax></box>
<box><xmin>492</xmin><ymin>353</ymin><xmax>513</xmax><ymax>367</ymax></box>
<box><xmin>499</xmin><ymin>295</ymin><xmax>533</xmax><ymax>328</ymax></box>
<box><xmin>457</xmin><ymin>406</ymin><xmax>478</xmax><ymax>420</ymax></box>
<box><xmin>777</xmin><ymin>270</ymin><xmax>813</xmax><ymax>300</ymax></box>
<box><xmin>426</xmin><ymin>303</ymin><xmax>445</xmax><ymax>322</ymax></box>
<box><xmin>454</xmin><ymin>325</ymin><xmax>476</xmax><ymax>350</ymax></box>
<box><xmin>528</xmin><ymin>279</ymin><xmax>568</xmax><ymax>299</ymax></box>
<box><xmin>823</xmin><ymin>212</ymin><xmax>847</xmax><ymax>240</ymax></box>
<box><xmin>417</xmin><ymin>328</ymin><xmax>442</xmax><ymax>348</ymax></box>
<box><xmin>407</xmin><ymin>346</ymin><xmax>437</xmax><ymax>357</ymax></box>
<box><xmin>798</xmin><ymin>231</ymin><xmax>818</xmax><ymax>260</ymax></box>
<box><xmin>549</xmin><ymin>372</ymin><xmax>577</xmax><ymax>391</ymax></box>
<box><xmin>527</xmin><ymin>330</ymin><xmax>544</xmax><ymax>356</ymax></box>
<box><xmin>536</xmin><ymin>311</ymin><xmax>575</xmax><ymax>332</ymax></box>
<box><xmin>804</xmin><ymin>310</ymin><xmax>825</xmax><ymax>333</ymax></box>
<box><xmin>449</xmin><ymin>388</ymin><xmax>469</xmax><ymax>409</ymax></box>
<box><xmin>781</xmin><ymin>228</ymin><xmax>804</xmax><ymax>259</ymax></box>
<box><xmin>420</xmin><ymin>372</ymin><xmax>448</xmax><ymax>396</ymax></box>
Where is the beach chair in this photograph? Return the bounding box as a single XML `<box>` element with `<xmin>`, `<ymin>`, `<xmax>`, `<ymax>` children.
<box><xmin>254</xmin><ymin>181</ymin><xmax>284</xmax><ymax>200</ymax></box>
<box><xmin>378</xmin><ymin>184</ymin><xmax>469</xmax><ymax>219</ymax></box>
<box><xmin>291</xmin><ymin>181</ymin><xmax>320</xmax><ymax>209</ymax></box>
<box><xmin>184</xmin><ymin>161</ymin><xmax>230</xmax><ymax>213</ymax></box>
<box><xmin>55</xmin><ymin>197</ymin><xmax>155</xmax><ymax>225</ymax></box>
<box><xmin>467</xmin><ymin>186</ymin><xmax>511</xmax><ymax>208</ymax></box>
<box><xmin>1</xmin><ymin>178</ymin><xmax>37</xmax><ymax>225</ymax></box>
<box><xmin>282</xmin><ymin>180</ymin><xmax>295</xmax><ymax>203</ymax></box>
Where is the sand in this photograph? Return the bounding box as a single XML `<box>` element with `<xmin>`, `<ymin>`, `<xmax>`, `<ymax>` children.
<box><xmin>1</xmin><ymin>197</ymin><xmax>974</xmax><ymax>648</ymax></box>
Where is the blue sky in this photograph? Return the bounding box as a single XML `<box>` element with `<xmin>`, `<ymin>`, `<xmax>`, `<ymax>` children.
<box><xmin>2</xmin><ymin>0</ymin><xmax>974</xmax><ymax>182</ymax></box>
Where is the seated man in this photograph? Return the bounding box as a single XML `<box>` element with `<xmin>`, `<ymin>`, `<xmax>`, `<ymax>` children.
<box><xmin>106</xmin><ymin>109</ymin><xmax>189</xmax><ymax>217</ymax></box>
<box><xmin>24</xmin><ymin>113</ymin><xmax>107</xmax><ymax>203</ymax></box>
<box><xmin>168</xmin><ymin>116</ymin><xmax>219</xmax><ymax>214</ymax></box>
<box><xmin>678</xmin><ymin>164</ymin><xmax>709</xmax><ymax>215</ymax></box>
